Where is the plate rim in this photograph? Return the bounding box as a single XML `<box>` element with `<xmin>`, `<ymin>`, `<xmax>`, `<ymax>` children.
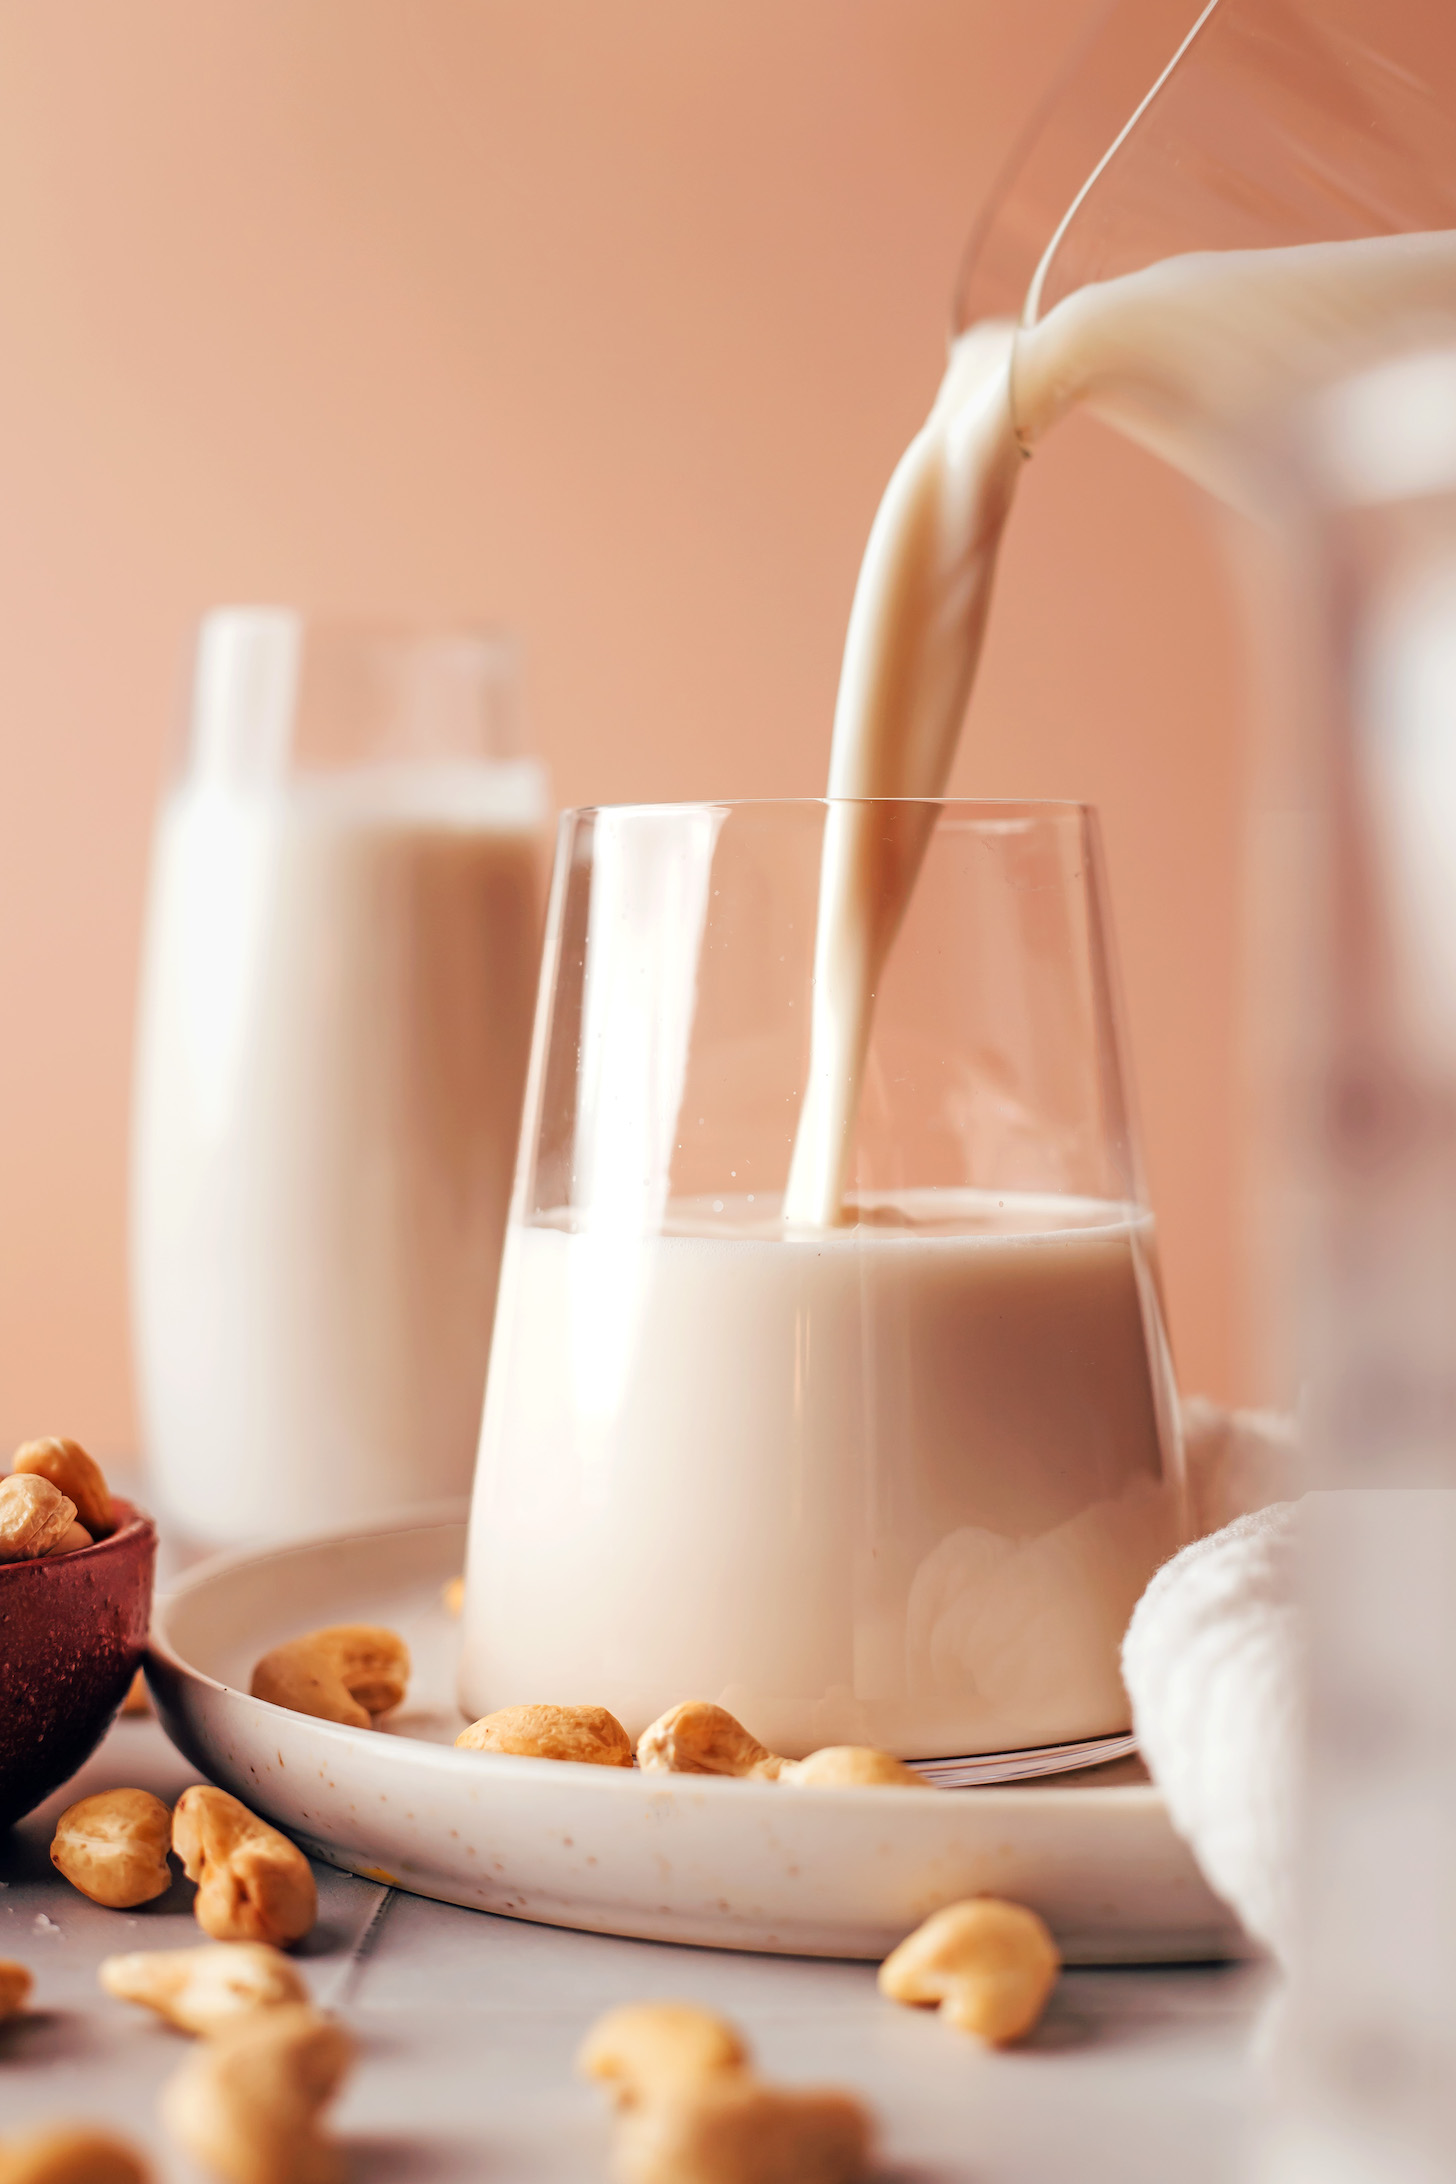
<box><xmin>149</xmin><ymin>1504</ymin><xmax>1165</xmax><ymax>1814</ymax></box>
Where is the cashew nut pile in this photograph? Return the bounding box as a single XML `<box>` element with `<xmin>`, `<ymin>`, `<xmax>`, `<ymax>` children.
<box><xmin>173</xmin><ymin>1787</ymin><xmax>318</xmax><ymax>1948</ymax></box>
<box><xmin>101</xmin><ymin>1944</ymin><xmax>309</xmax><ymax>2037</ymax></box>
<box><xmin>48</xmin><ymin>1785</ymin><xmax>318</xmax><ymax>1949</ymax></box>
<box><xmin>5</xmin><ymin>1936</ymin><xmax>349</xmax><ymax>2184</ymax></box>
<box><xmin>0</xmin><ymin>1960</ymin><xmax>33</xmax><ymax>2020</ymax></box>
<box><xmin>92</xmin><ymin>1928</ymin><xmax>345</xmax><ymax>2180</ymax></box>
<box><xmin>0</xmin><ymin>1438</ymin><xmax>116</xmax><ymax>1562</ymax></box>
<box><xmin>161</xmin><ymin>2002</ymin><xmax>354</xmax><ymax>2184</ymax></box>
<box><xmin>250</xmin><ymin>1625</ymin><xmax>409</xmax><ymax>1730</ymax></box>
<box><xmin>456</xmin><ymin>1702</ymin><xmax>634</xmax><ymax>1766</ymax></box>
<box><xmin>51</xmin><ymin>1790</ymin><xmax>174</xmax><ymax>1910</ymax></box>
<box><xmin>11</xmin><ymin>1525</ymin><xmax>1058</xmax><ymax>2184</ymax></box>
<box><xmin>635</xmin><ymin>1701</ymin><xmax>921</xmax><ymax>1789</ymax></box>
<box><xmin>451</xmin><ymin>1693</ymin><xmax>923</xmax><ymax>1787</ymax></box>
<box><xmin>580</xmin><ymin>2001</ymin><xmax>873</xmax><ymax>2184</ymax></box>
<box><xmin>878</xmin><ymin>1897</ymin><xmax>1061</xmax><ymax>2044</ymax></box>
<box><xmin>0</xmin><ymin>2128</ymin><xmax>150</xmax><ymax>2184</ymax></box>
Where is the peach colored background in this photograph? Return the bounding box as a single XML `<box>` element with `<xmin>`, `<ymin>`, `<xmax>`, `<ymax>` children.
<box><xmin>0</xmin><ymin>0</ymin><xmax>1245</xmax><ymax>1458</ymax></box>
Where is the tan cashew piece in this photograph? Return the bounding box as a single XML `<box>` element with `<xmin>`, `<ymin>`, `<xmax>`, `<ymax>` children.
<box><xmin>121</xmin><ymin>1669</ymin><xmax>151</xmax><ymax>1717</ymax></box>
<box><xmin>456</xmin><ymin>1703</ymin><xmax>633</xmax><ymax>1766</ymax></box>
<box><xmin>611</xmin><ymin>2076</ymin><xmax>874</xmax><ymax>2184</ymax></box>
<box><xmin>635</xmin><ymin>1702</ymin><xmax>784</xmax><ymax>1780</ymax></box>
<box><xmin>160</xmin><ymin>2003</ymin><xmax>352</xmax><ymax>2184</ymax></box>
<box><xmin>0</xmin><ymin>1475</ymin><xmax>77</xmax><ymax>1562</ymax></box>
<box><xmin>878</xmin><ymin>1897</ymin><xmax>1060</xmax><ymax>2044</ymax></box>
<box><xmin>47</xmin><ymin>1522</ymin><xmax>94</xmax><ymax>1557</ymax></box>
<box><xmin>0</xmin><ymin>1960</ymin><xmax>33</xmax><ymax>2019</ymax></box>
<box><xmin>441</xmin><ymin>1575</ymin><xmax>465</xmax><ymax>1618</ymax></box>
<box><xmin>780</xmin><ymin>1746</ymin><xmax>921</xmax><ymax>1789</ymax></box>
<box><xmin>172</xmin><ymin>1787</ymin><xmax>317</xmax><ymax>1948</ymax></box>
<box><xmin>11</xmin><ymin>1438</ymin><xmax>114</xmax><ymax>1539</ymax></box>
<box><xmin>250</xmin><ymin>1626</ymin><xmax>409</xmax><ymax>1730</ymax></box>
<box><xmin>579</xmin><ymin>2002</ymin><xmax>749</xmax><ymax>2110</ymax></box>
<box><xmin>51</xmin><ymin>1790</ymin><xmax>173</xmax><ymax>1909</ymax></box>
<box><xmin>0</xmin><ymin>2129</ymin><xmax>151</xmax><ymax>2184</ymax></box>
<box><xmin>100</xmin><ymin>1943</ymin><xmax>308</xmax><ymax>2037</ymax></box>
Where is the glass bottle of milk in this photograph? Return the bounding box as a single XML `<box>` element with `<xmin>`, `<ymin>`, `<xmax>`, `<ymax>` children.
<box><xmin>131</xmin><ymin>610</ymin><xmax>550</xmax><ymax>1545</ymax></box>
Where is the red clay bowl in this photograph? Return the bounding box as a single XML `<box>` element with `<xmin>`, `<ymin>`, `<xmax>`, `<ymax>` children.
<box><xmin>0</xmin><ymin>1498</ymin><xmax>156</xmax><ymax>1830</ymax></box>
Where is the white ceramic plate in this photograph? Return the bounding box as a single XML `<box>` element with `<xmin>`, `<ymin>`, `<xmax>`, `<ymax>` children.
<box><xmin>148</xmin><ymin>1507</ymin><xmax>1246</xmax><ymax>1965</ymax></box>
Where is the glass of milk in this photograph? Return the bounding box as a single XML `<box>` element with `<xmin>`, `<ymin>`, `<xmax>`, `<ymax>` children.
<box><xmin>131</xmin><ymin>609</ymin><xmax>550</xmax><ymax>1545</ymax></box>
<box><xmin>461</xmin><ymin>797</ymin><xmax>1182</xmax><ymax>1762</ymax></box>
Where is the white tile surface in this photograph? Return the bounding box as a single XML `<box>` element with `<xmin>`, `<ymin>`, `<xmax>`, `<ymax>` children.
<box><xmin>0</xmin><ymin>1713</ymin><xmax>1267</xmax><ymax>2180</ymax></box>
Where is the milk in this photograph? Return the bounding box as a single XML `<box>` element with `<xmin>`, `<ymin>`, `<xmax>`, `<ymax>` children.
<box><xmin>786</xmin><ymin>232</ymin><xmax>1456</xmax><ymax>1226</ymax></box>
<box><xmin>462</xmin><ymin>1191</ymin><xmax>1177</xmax><ymax>1757</ymax></box>
<box><xmin>462</xmin><ymin>231</ymin><xmax>1456</xmax><ymax>1752</ymax></box>
<box><xmin>133</xmin><ymin>762</ymin><xmax>545</xmax><ymax>1542</ymax></box>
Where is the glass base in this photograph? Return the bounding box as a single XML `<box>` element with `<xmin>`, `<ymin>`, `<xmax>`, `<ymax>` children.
<box><xmin>910</xmin><ymin>1731</ymin><xmax>1139</xmax><ymax>1788</ymax></box>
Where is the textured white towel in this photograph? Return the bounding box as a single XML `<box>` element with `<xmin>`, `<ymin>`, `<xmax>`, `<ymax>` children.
<box><xmin>1123</xmin><ymin>1503</ymin><xmax>1301</xmax><ymax>1959</ymax></box>
<box><xmin>1121</xmin><ymin>1403</ymin><xmax>1304</xmax><ymax>1962</ymax></box>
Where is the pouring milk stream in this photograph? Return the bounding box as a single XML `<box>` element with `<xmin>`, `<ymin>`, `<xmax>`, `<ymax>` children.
<box><xmin>786</xmin><ymin>231</ymin><xmax>1456</xmax><ymax>1228</ymax></box>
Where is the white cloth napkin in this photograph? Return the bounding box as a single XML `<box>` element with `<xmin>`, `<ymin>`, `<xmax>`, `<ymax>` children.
<box><xmin>1120</xmin><ymin>1403</ymin><xmax>1304</xmax><ymax>1961</ymax></box>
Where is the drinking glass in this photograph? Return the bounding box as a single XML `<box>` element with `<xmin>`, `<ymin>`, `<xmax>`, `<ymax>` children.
<box><xmin>461</xmin><ymin>798</ymin><xmax>1182</xmax><ymax>1765</ymax></box>
<box><xmin>132</xmin><ymin>609</ymin><xmax>550</xmax><ymax>1545</ymax></box>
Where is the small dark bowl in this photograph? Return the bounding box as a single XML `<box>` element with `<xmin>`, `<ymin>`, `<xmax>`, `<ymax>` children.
<box><xmin>0</xmin><ymin>1498</ymin><xmax>157</xmax><ymax>1830</ymax></box>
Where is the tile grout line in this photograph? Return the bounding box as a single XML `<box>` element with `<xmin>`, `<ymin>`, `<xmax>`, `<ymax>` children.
<box><xmin>332</xmin><ymin>1884</ymin><xmax>399</xmax><ymax>2008</ymax></box>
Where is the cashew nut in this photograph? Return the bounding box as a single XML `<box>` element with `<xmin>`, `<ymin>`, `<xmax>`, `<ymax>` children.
<box><xmin>48</xmin><ymin>1521</ymin><xmax>94</xmax><ymax>1557</ymax></box>
<box><xmin>877</xmin><ymin>1898</ymin><xmax>1060</xmax><ymax>2044</ymax></box>
<box><xmin>0</xmin><ymin>2129</ymin><xmax>150</xmax><ymax>2184</ymax></box>
<box><xmin>10</xmin><ymin>1438</ymin><xmax>114</xmax><ymax>1540</ymax></box>
<box><xmin>635</xmin><ymin>1702</ymin><xmax>784</xmax><ymax>1780</ymax></box>
<box><xmin>456</xmin><ymin>1703</ymin><xmax>633</xmax><ymax>1767</ymax></box>
<box><xmin>100</xmin><ymin>1944</ymin><xmax>309</xmax><ymax>2037</ymax></box>
<box><xmin>50</xmin><ymin>1789</ymin><xmax>173</xmax><ymax>1909</ymax></box>
<box><xmin>250</xmin><ymin>1626</ymin><xmax>409</xmax><ymax>1730</ymax></box>
<box><xmin>581</xmin><ymin>2002</ymin><xmax>873</xmax><ymax>2184</ymax></box>
<box><xmin>160</xmin><ymin>2002</ymin><xmax>352</xmax><ymax>2184</ymax></box>
<box><xmin>779</xmin><ymin>1746</ymin><xmax>921</xmax><ymax>1789</ymax></box>
<box><xmin>121</xmin><ymin>1669</ymin><xmax>151</xmax><ymax>1717</ymax></box>
<box><xmin>578</xmin><ymin>2002</ymin><xmax>748</xmax><ymax>2110</ymax></box>
<box><xmin>610</xmin><ymin>2076</ymin><xmax>872</xmax><ymax>2184</ymax></box>
<box><xmin>0</xmin><ymin>1474</ymin><xmax>77</xmax><ymax>1562</ymax></box>
<box><xmin>441</xmin><ymin>1575</ymin><xmax>465</xmax><ymax>1618</ymax></box>
<box><xmin>0</xmin><ymin>1960</ymin><xmax>33</xmax><ymax>2019</ymax></box>
<box><xmin>172</xmin><ymin>1787</ymin><xmax>317</xmax><ymax>1949</ymax></box>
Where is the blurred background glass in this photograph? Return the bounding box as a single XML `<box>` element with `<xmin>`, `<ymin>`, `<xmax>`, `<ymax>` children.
<box><xmin>131</xmin><ymin>611</ymin><xmax>548</xmax><ymax>1541</ymax></box>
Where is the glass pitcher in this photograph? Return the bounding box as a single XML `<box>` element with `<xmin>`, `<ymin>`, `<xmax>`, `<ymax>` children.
<box><xmin>1236</xmin><ymin>336</ymin><xmax>1456</xmax><ymax>2184</ymax></box>
<box><xmin>954</xmin><ymin>0</ymin><xmax>1456</xmax><ymax>498</ymax></box>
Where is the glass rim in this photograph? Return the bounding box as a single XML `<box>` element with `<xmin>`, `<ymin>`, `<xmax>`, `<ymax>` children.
<box><xmin>560</xmin><ymin>794</ymin><xmax>1096</xmax><ymax>823</ymax></box>
<box><xmin>201</xmin><ymin>603</ymin><xmax>518</xmax><ymax>647</ymax></box>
